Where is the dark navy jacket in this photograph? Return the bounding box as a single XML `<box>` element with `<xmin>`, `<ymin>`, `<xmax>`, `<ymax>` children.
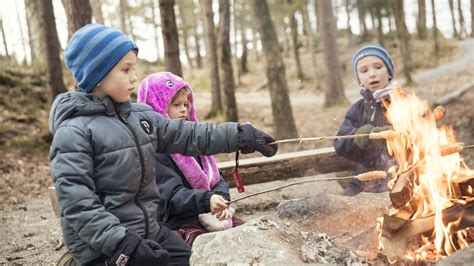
<box><xmin>155</xmin><ymin>154</ymin><xmax>231</xmax><ymax>230</ymax></box>
<box><xmin>333</xmin><ymin>89</ymin><xmax>396</xmax><ymax>194</ymax></box>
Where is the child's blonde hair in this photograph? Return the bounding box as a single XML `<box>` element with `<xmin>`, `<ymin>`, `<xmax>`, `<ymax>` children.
<box><xmin>171</xmin><ymin>88</ymin><xmax>190</xmax><ymax>102</ymax></box>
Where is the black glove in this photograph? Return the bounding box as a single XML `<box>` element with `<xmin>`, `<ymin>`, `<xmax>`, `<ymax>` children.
<box><xmin>109</xmin><ymin>230</ymin><xmax>170</xmax><ymax>266</ymax></box>
<box><xmin>237</xmin><ymin>123</ymin><xmax>278</xmax><ymax>157</ymax></box>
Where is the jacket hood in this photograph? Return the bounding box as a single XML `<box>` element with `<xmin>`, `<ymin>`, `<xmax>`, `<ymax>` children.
<box><xmin>137</xmin><ymin>72</ymin><xmax>198</xmax><ymax>122</ymax></box>
<box><xmin>49</xmin><ymin>91</ymin><xmax>126</xmax><ymax>134</ymax></box>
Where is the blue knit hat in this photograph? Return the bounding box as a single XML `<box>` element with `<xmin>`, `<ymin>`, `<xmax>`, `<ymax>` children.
<box><xmin>352</xmin><ymin>44</ymin><xmax>394</xmax><ymax>84</ymax></box>
<box><xmin>64</xmin><ymin>24</ymin><xmax>139</xmax><ymax>93</ymax></box>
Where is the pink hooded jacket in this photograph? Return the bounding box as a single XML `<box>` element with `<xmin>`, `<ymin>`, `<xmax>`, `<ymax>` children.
<box><xmin>137</xmin><ymin>72</ymin><xmax>221</xmax><ymax>191</ymax></box>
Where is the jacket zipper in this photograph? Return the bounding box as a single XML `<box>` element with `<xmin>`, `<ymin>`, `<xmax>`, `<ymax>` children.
<box><xmin>116</xmin><ymin>108</ymin><xmax>150</xmax><ymax>239</ymax></box>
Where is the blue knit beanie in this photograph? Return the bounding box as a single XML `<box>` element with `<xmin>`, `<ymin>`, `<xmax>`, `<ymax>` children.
<box><xmin>64</xmin><ymin>24</ymin><xmax>139</xmax><ymax>93</ymax></box>
<box><xmin>352</xmin><ymin>44</ymin><xmax>394</xmax><ymax>84</ymax></box>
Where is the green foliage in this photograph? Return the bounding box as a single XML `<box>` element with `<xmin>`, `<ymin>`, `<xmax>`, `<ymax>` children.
<box><xmin>0</xmin><ymin>71</ymin><xmax>19</xmax><ymax>87</ymax></box>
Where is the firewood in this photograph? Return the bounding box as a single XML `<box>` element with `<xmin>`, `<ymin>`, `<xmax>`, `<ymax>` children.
<box><xmin>380</xmin><ymin>214</ymin><xmax>434</xmax><ymax>262</ymax></box>
<box><xmin>381</xmin><ymin>201</ymin><xmax>474</xmax><ymax>261</ymax></box>
<box><xmin>442</xmin><ymin>201</ymin><xmax>474</xmax><ymax>231</ymax></box>
<box><xmin>452</xmin><ymin>175</ymin><xmax>474</xmax><ymax>197</ymax></box>
<box><xmin>389</xmin><ymin>168</ymin><xmax>414</xmax><ymax>208</ymax></box>
<box><xmin>382</xmin><ymin>208</ymin><xmax>409</xmax><ymax>235</ymax></box>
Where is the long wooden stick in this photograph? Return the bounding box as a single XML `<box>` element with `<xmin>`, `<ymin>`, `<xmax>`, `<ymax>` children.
<box><xmin>228</xmin><ymin>171</ymin><xmax>387</xmax><ymax>204</ymax></box>
<box><xmin>268</xmin><ymin>130</ymin><xmax>399</xmax><ymax>145</ymax></box>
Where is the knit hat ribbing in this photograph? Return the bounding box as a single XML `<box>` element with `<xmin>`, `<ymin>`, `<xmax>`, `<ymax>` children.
<box><xmin>352</xmin><ymin>44</ymin><xmax>394</xmax><ymax>84</ymax></box>
<box><xmin>64</xmin><ymin>24</ymin><xmax>138</xmax><ymax>93</ymax></box>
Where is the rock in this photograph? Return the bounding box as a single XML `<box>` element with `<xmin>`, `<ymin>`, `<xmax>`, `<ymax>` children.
<box><xmin>437</xmin><ymin>244</ymin><xmax>474</xmax><ymax>265</ymax></box>
<box><xmin>230</xmin><ymin>173</ymin><xmax>345</xmax><ymax>218</ymax></box>
<box><xmin>277</xmin><ymin>192</ymin><xmax>391</xmax><ymax>253</ymax></box>
<box><xmin>190</xmin><ymin>217</ymin><xmax>364</xmax><ymax>264</ymax></box>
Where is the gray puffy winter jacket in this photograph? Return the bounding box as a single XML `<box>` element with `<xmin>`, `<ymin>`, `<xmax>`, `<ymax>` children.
<box><xmin>49</xmin><ymin>91</ymin><xmax>239</xmax><ymax>264</ymax></box>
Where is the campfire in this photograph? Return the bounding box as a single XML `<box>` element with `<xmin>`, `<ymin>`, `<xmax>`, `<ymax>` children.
<box><xmin>377</xmin><ymin>88</ymin><xmax>474</xmax><ymax>263</ymax></box>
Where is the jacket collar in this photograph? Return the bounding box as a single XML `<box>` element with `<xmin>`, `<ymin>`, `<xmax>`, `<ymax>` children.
<box><xmin>103</xmin><ymin>96</ymin><xmax>132</xmax><ymax>117</ymax></box>
<box><xmin>360</xmin><ymin>88</ymin><xmax>376</xmax><ymax>102</ymax></box>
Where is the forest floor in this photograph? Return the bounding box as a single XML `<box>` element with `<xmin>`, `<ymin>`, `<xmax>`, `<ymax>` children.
<box><xmin>1</xmin><ymin>37</ymin><xmax>474</xmax><ymax>264</ymax></box>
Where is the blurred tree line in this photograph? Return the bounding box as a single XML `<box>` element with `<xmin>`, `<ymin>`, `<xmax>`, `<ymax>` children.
<box><xmin>1</xmin><ymin>0</ymin><xmax>473</xmax><ymax>139</ymax></box>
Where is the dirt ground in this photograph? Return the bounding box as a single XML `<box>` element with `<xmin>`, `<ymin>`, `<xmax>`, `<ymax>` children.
<box><xmin>1</xmin><ymin>38</ymin><xmax>473</xmax><ymax>264</ymax></box>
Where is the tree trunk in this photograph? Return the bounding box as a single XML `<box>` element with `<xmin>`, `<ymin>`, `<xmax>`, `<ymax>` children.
<box><xmin>250</xmin><ymin>26</ymin><xmax>260</xmax><ymax>62</ymax></box>
<box><xmin>24</xmin><ymin>0</ymin><xmax>42</xmax><ymax>65</ymax></box>
<box><xmin>125</xmin><ymin>2</ymin><xmax>137</xmax><ymax>41</ymax></box>
<box><xmin>345</xmin><ymin>0</ymin><xmax>355</xmax><ymax>47</ymax></box>
<box><xmin>250</xmin><ymin>0</ymin><xmax>298</xmax><ymax>139</ymax></box>
<box><xmin>317</xmin><ymin>0</ymin><xmax>348</xmax><ymax>106</ymax></box>
<box><xmin>194</xmin><ymin>29</ymin><xmax>203</xmax><ymax>69</ymax></box>
<box><xmin>448</xmin><ymin>0</ymin><xmax>459</xmax><ymax>38</ymax></box>
<box><xmin>239</xmin><ymin>1</ymin><xmax>248</xmax><ymax>74</ymax></box>
<box><xmin>0</xmin><ymin>18</ymin><xmax>10</xmax><ymax>59</ymax></box>
<box><xmin>119</xmin><ymin>0</ymin><xmax>129</xmax><ymax>35</ymax></box>
<box><xmin>192</xmin><ymin>0</ymin><xmax>203</xmax><ymax>69</ymax></box>
<box><xmin>314</xmin><ymin>0</ymin><xmax>322</xmax><ymax>33</ymax></box>
<box><xmin>150</xmin><ymin>0</ymin><xmax>162</xmax><ymax>64</ymax></box>
<box><xmin>218</xmin><ymin>0</ymin><xmax>239</xmax><ymax>122</ymax></box>
<box><xmin>392</xmin><ymin>0</ymin><xmax>413</xmax><ymax>84</ymax></box>
<box><xmin>15</xmin><ymin>1</ymin><xmax>28</xmax><ymax>63</ymax></box>
<box><xmin>471</xmin><ymin>0</ymin><xmax>474</xmax><ymax>37</ymax></box>
<box><xmin>38</xmin><ymin>0</ymin><xmax>67</xmax><ymax>100</ymax></box>
<box><xmin>300</xmin><ymin>0</ymin><xmax>312</xmax><ymax>48</ymax></box>
<box><xmin>387</xmin><ymin>5</ymin><xmax>394</xmax><ymax>32</ymax></box>
<box><xmin>357</xmin><ymin>0</ymin><xmax>369</xmax><ymax>41</ymax></box>
<box><xmin>416</xmin><ymin>0</ymin><xmax>427</xmax><ymax>39</ymax></box>
<box><xmin>232</xmin><ymin>0</ymin><xmax>241</xmax><ymax>86</ymax></box>
<box><xmin>431</xmin><ymin>0</ymin><xmax>440</xmax><ymax>58</ymax></box>
<box><xmin>67</xmin><ymin>0</ymin><xmax>93</xmax><ymax>32</ymax></box>
<box><xmin>91</xmin><ymin>0</ymin><xmax>105</xmax><ymax>24</ymax></box>
<box><xmin>288</xmin><ymin>1</ymin><xmax>304</xmax><ymax>81</ymax></box>
<box><xmin>160</xmin><ymin>0</ymin><xmax>183</xmax><ymax>77</ymax></box>
<box><xmin>281</xmin><ymin>20</ymin><xmax>290</xmax><ymax>57</ymax></box>
<box><xmin>457</xmin><ymin>0</ymin><xmax>467</xmax><ymax>38</ymax></box>
<box><xmin>177</xmin><ymin>0</ymin><xmax>193</xmax><ymax>68</ymax></box>
<box><xmin>201</xmin><ymin>0</ymin><xmax>222</xmax><ymax>116</ymax></box>
<box><xmin>302</xmin><ymin>0</ymin><xmax>321</xmax><ymax>90</ymax></box>
<box><xmin>374</xmin><ymin>3</ymin><xmax>384</xmax><ymax>46</ymax></box>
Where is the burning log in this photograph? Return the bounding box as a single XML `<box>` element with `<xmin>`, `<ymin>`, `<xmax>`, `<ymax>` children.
<box><xmin>381</xmin><ymin>201</ymin><xmax>474</xmax><ymax>262</ymax></box>
<box><xmin>452</xmin><ymin>170</ymin><xmax>474</xmax><ymax>197</ymax></box>
<box><xmin>382</xmin><ymin>208</ymin><xmax>410</xmax><ymax>235</ymax></box>
<box><xmin>389</xmin><ymin>168</ymin><xmax>414</xmax><ymax>208</ymax></box>
<box><xmin>389</xmin><ymin>143</ymin><xmax>466</xmax><ymax>208</ymax></box>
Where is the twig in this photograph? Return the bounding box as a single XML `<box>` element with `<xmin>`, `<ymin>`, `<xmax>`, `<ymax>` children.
<box><xmin>228</xmin><ymin>177</ymin><xmax>353</xmax><ymax>204</ymax></box>
<box><xmin>268</xmin><ymin>134</ymin><xmax>370</xmax><ymax>145</ymax></box>
<box><xmin>228</xmin><ymin>171</ymin><xmax>388</xmax><ymax>204</ymax></box>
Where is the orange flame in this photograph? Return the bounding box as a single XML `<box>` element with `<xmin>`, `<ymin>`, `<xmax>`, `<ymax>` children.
<box><xmin>378</xmin><ymin>88</ymin><xmax>472</xmax><ymax>262</ymax></box>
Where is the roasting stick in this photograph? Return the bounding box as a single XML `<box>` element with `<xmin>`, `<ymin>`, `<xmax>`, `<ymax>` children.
<box><xmin>268</xmin><ymin>130</ymin><xmax>399</xmax><ymax>145</ymax></box>
<box><xmin>228</xmin><ymin>171</ymin><xmax>387</xmax><ymax>204</ymax></box>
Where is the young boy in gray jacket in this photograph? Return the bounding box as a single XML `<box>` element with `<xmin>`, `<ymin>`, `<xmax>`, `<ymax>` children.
<box><xmin>49</xmin><ymin>24</ymin><xmax>277</xmax><ymax>266</ymax></box>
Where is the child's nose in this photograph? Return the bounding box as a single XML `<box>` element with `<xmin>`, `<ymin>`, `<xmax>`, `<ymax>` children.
<box><xmin>368</xmin><ymin>69</ymin><xmax>376</xmax><ymax>77</ymax></box>
<box><xmin>129</xmin><ymin>70</ymin><xmax>137</xmax><ymax>84</ymax></box>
